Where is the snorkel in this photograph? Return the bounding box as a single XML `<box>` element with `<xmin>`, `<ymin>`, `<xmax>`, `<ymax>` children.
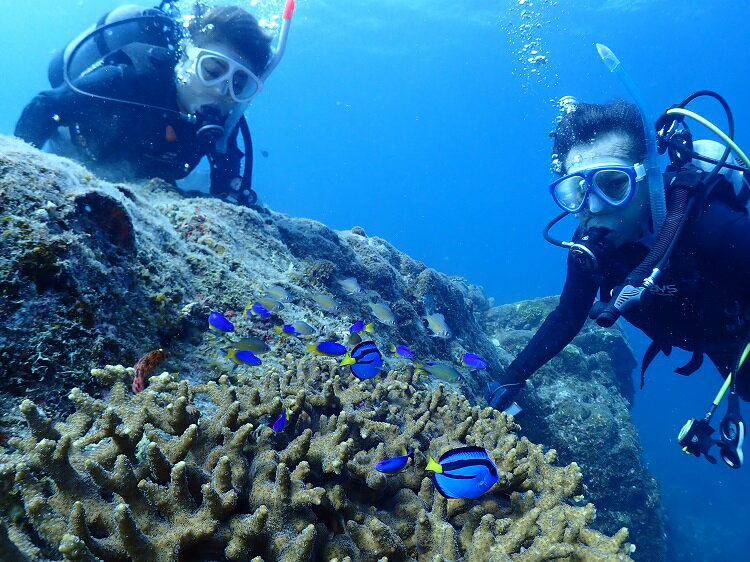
<box><xmin>596</xmin><ymin>43</ymin><xmax>666</xmax><ymax>233</ymax></box>
<box><xmin>215</xmin><ymin>0</ymin><xmax>295</xmax><ymax>152</ymax></box>
<box><xmin>261</xmin><ymin>0</ymin><xmax>295</xmax><ymax>81</ymax></box>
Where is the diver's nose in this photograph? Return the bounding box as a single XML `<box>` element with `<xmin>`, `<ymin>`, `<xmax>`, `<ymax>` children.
<box><xmin>588</xmin><ymin>192</ymin><xmax>606</xmax><ymax>213</ymax></box>
<box><xmin>214</xmin><ymin>81</ymin><xmax>230</xmax><ymax>96</ymax></box>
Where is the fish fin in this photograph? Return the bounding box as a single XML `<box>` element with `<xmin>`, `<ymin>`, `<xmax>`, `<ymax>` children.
<box><xmin>425</xmin><ymin>456</ymin><xmax>443</xmax><ymax>474</ymax></box>
<box><xmin>340</xmin><ymin>356</ymin><xmax>355</xmax><ymax>366</ymax></box>
<box><xmin>365</xmin><ymin>323</ymin><xmax>375</xmax><ymax>333</ymax></box>
<box><xmin>401</xmin><ymin>446</ymin><xmax>408</xmax><ymax>456</ymax></box>
<box><xmin>305</xmin><ymin>344</ymin><xmax>318</xmax><ymax>354</ymax></box>
<box><xmin>390</xmin><ymin>344</ymin><xmax>397</xmax><ymax>353</ymax></box>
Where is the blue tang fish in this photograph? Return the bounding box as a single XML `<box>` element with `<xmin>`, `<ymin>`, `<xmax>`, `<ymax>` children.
<box><xmin>462</xmin><ymin>353</ymin><xmax>488</xmax><ymax>370</ymax></box>
<box><xmin>425</xmin><ymin>446</ymin><xmax>499</xmax><ymax>499</ymax></box>
<box><xmin>375</xmin><ymin>447</ymin><xmax>413</xmax><ymax>474</ymax></box>
<box><xmin>391</xmin><ymin>344</ymin><xmax>414</xmax><ymax>359</ymax></box>
<box><xmin>340</xmin><ymin>340</ymin><xmax>383</xmax><ymax>379</ymax></box>
<box><xmin>272</xmin><ymin>409</ymin><xmax>290</xmax><ymax>432</ymax></box>
<box><xmin>208</xmin><ymin>312</ymin><xmax>234</xmax><ymax>333</ymax></box>
<box><xmin>306</xmin><ymin>341</ymin><xmax>347</xmax><ymax>357</ymax></box>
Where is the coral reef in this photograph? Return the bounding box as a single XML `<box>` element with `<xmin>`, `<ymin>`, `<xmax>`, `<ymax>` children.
<box><xmin>0</xmin><ymin>136</ymin><xmax>664</xmax><ymax>559</ymax></box>
<box><xmin>0</xmin><ymin>358</ymin><xmax>634</xmax><ymax>561</ymax></box>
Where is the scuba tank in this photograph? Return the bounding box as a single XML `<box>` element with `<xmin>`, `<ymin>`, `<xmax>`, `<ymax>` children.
<box><xmin>48</xmin><ymin>4</ymin><xmax>178</xmax><ymax>89</ymax></box>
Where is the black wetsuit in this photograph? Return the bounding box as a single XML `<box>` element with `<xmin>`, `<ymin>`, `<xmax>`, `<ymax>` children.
<box><xmin>14</xmin><ymin>45</ymin><xmax>245</xmax><ymax>197</ymax></box>
<box><xmin>509</xmin><ymin>179</ymin><xmax>750</xmax><ymax>399</ymax></box>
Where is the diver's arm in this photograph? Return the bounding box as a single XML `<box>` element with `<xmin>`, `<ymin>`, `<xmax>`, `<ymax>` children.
<box><xmin>507</xmin><ymin>261</ymin><xmax>599</xmax><ymax>382</ymax></box>
<box><xmin>14</xmin><ymin>65</ymin><xmax>133</xmax><ymax>148</ymax></box>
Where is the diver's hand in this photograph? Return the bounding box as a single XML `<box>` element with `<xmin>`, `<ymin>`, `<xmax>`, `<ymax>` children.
<box><xmin>485</xmin><ymin>380</ymin><xmax>524</xmax><ymax>411</ymax></box>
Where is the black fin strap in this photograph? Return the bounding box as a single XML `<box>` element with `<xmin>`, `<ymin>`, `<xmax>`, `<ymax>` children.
<box><xmin>674</xmin><ymin>351</ymin><xmax>703</xmax><ymax>377</ymax></box>
<box><xmin>675</xmin><ymin>351</ymin><xmax>704</xmax><ymax>376</ymax></box>
<box><xmin>641</xmin><ymin>341</ymin><xmax>672</xmax><ymax>389</ymax></box>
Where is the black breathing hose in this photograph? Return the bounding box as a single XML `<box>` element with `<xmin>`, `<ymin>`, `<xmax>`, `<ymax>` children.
<box><xmin>627</xmin><ymin>184</ymin><xmax>693</xmax><ymax>284</ymax></box>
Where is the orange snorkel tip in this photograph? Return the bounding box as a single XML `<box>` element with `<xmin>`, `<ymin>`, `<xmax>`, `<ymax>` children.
<box><xmin>283</xmin><ymin>0</ymin><xmax>295</xmax><ymax>21</ymax></box>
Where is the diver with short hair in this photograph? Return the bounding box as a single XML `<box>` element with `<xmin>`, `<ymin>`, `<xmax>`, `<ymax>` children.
<box><xmin>487</xmin><ymin>49</ymin><xmax>750</xmax><ymax>469</ymax></box>
<box><xmin>15</xmin><ymin>1</ymin><xmax>295</xmax><ymax>207</ymax></box>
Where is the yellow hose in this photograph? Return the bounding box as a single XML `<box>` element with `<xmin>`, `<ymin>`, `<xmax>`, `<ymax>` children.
<box><xmin>666</xmin><ymin>107</ymin><xmax>750</xmax><ymax>171</ymax></box>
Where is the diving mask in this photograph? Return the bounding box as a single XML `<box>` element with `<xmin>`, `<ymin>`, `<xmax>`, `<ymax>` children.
<box><xmin>184</xmin><ymin>46</ymin><xmax>263</xmax><ymax>103</ymax></box>
<box><xmin>550</xmin><ymin>162</ymin><xmax>646</xmax><ymax>214</ymax></box>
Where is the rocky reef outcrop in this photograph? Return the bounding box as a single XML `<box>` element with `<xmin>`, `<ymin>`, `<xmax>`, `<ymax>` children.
<box><xmin>482</xmin><ymin>299</ymin><xmax>663</xmax><ymax>560</ymax></box>
<box><xmin>0</xmin><ymin>136</ymin><xmax>663</xmax><ymax>560</ymax></box>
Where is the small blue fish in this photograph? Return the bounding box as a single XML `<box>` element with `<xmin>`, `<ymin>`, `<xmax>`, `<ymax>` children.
<box><xmin>278</xmin><ymin>324</ymin><xmax>300</xmax><ymax>336</ymax></box>
<box><xmin>340</xmin><ymin>341</ymin><xmax>383</xmax><ymax>379</ymax></box>
<box><xmin>306</xmin><ymin>341</ymin><xmax>347</xmax><ymax>357</ymax></box>
<box><xmin>349</xmin><ymin>321</ymin><xmax>375</xmax><ymax>334</ymax></box>
<box><xmin>272</xmin><ymin>409</ymin><xmax>291</xmax><ymax>432</ymax></box>
<box><xmin>276</xmin><ymin>321</ymin><xmax>315</xmax><ymax>337</ymax></box>
<box><xmin>462</xmin><ymin>353</ymin><xmax>488</xmax><ymax>370</ymax></box>
<box><xmin>375</xmin><ymin>447</ymin><xmax>413</xmax><ymax>474</ymax></box>
<box><xmin>224</xmin><ymin>349</ymin><xmax>262</xmax><ymax>366</ymax></box>
<box><xmin>425</xmin><ymin>446</ymin><xmax>499</xmax><ymax>499</ymax></box>
<box><xmin>209</xmin><ymin>312</ymin><xmax>234</xmax><ymax>333</ymax></box>
<box><xmin>391</xmin><ymin>344</ymin><xmax>414</xmax><ymax>359</ymax></box>
<box><xmin>246</xmin><ymin>303</ymin><xmax>272</xmax><ymax>319</ymax></box>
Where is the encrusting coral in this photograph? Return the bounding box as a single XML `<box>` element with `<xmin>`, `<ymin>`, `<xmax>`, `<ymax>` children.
<box><xmin>0</xmin><ymin>356</ymin><xmax>633</xmax><ymax>562</ymax></box>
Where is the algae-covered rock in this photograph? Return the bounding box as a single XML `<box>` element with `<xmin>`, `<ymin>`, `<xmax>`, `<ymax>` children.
<box><xmin>0</xmin><ymin>136</ymin><xmax>664</xmax><ymax>560</ymax></box>
<box><xmin>483</xmin><ymin>298</ymin><xmax>663</xmax><ymax>562</ymax></box>
<box><xmin>0</xmin><ymin>359</ymin><xmax>634</xmax><ymax>561</ymax></box>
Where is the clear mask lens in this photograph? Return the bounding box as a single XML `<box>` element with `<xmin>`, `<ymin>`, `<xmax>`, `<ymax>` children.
<box><xmin>199</xmin><ymin>55</ymin><xmax>230</xmax><ymax>82</ymax></box>
<box><xmin>555</xmin><ymin>175</ymin><xmax>587</xmax><ymax>211</ymax></box>
<box><xmin>593</xmin><ymin>169</ymin><xmax>631</xmax><ymax>202</ymax></box>
<box><xmin>231</xmin><ymin>70</ymin><xmax>258</xmax><ymax>101</ymax></box>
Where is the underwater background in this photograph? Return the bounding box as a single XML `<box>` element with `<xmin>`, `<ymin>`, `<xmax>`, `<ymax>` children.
<box><xmin>1</xmin><ymin>0</ymin><xmax>749</xmax><ymax>560</ymax></box>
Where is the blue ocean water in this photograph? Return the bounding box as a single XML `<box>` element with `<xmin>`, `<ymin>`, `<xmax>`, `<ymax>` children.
<box><xmin>2</xmin><ymin>0</ymin><xmax>749</xmax><ymax>559</ymax></box>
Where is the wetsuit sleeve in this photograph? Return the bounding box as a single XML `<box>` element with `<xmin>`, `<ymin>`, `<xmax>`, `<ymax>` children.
<box><xmin>507</xmin><ymin>260</ymin><xmax>599</xmax><ymax>382</ymax></box>
<box><xmin>693</xmin><ymin>198</ymin><xmax>750</xmax><ymax>284</ymax></box>
<box><xmin>208</xmin><ymin>128</ymin><xmax>245</xmax><ymax>198</ymax></box>
<box><xmin>14</xmin><ymin>65</ymin><xmax>133</xmax><ymax>148</ymax></box>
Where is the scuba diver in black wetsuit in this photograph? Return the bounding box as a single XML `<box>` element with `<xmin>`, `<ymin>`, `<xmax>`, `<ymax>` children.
<box><xmin>14</xmin><ymin>1</ymin><xmax>296</xmax><ymax>208</ymax></box>
<box><xmin>487</xmin><ymin>44</ymin><xmax>750</xmax><ymax>470</ymax></box>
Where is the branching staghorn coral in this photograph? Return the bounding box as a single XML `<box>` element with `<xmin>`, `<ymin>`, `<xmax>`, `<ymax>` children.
<box><xmin>0</xmin><ymin>359</ymin><xmax>634</xmax><ymax>561</ymax></box>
